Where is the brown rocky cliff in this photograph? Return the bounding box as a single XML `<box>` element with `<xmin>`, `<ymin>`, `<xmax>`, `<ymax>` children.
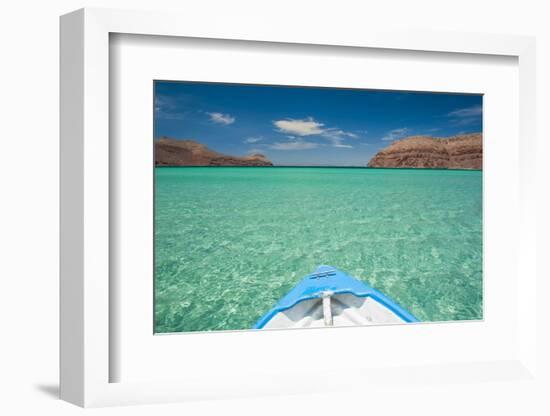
<box><xmin>155</xmin><ymin>137</ymin><xmax>273</xmax><ymax>166</ymax></box>
<box><xmin>367</xmin><ymin>133</ymin><xmax>482</xmax><ymax>169</ymax></box>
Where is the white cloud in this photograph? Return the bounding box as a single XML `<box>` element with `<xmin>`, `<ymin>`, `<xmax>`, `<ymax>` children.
<box><xmin>321</xmin><ymin>129</ymin><xmax>357</xmax><ymax>141</ymax></box>
<box><xmin>273</xmin><ymin>117</ymin><xmax>324</xmax><ymax>136</ymax></box>
<box><xmin>270</xmin><ymin>139</ymin><xmax>319</xmax><ymax>150</ymax></box>
<box><xmin>244</xmin><ymin>136</ymin><xmax>263</xmax><ymax>144</ymax></box>
<box><xmin>381</xmin><ymin>127</ymin><xmax>409</xmax><ymax>141</ymax></box>
<box><xmin>447</xmin><ymin>105</ymin><xmax>482</xmax><ymax>118</ymax></box>
<box><xmin>321</xmin><ymin>128</ymin><xmax>357</xmax><ymax>148</ymax></box>
<box><xmin>247</xmin><ymin>148</ymin><xmax>265</xmax><ymax>155</ymax></box>
<box><xmin>207</xmin><ymin>112</ymin><xmax>236</xmax><ymax>125</ymax></box>
<box><xmin>447</xmin><ymin>105</ymin><xmax>482</xmax><ymax>126</ymax></box>
<box><xmin>272</xmin><ymin>117</ymin><xmax>356</xmax><ymax>148</ymax></box>
<box><xmin>155</xmin><ymin>95</ymin><xmax>186</xmax><ymax>120</ymax></box>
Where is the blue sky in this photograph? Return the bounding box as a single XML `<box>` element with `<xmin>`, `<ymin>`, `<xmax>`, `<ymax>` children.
<box><xmin>154</xmin><ymin>81</ymin><xmax>482</xmax><ymax>166</ymax></box>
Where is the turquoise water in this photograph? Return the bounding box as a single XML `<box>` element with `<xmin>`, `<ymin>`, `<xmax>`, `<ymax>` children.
<box><xmin>154</xmin><ymin>167</ymin><xmax>482</xmax><ymax>333</ymax></box>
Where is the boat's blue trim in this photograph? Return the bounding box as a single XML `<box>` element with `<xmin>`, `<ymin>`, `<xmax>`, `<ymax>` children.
<box><xmin>253</xmin><ymin>265</ymin><xmax>419</xmax><ymax>329</ymax></box>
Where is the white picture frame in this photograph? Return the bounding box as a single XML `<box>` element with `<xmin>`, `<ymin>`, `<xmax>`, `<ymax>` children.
<box><xmin>60</xmin><ymin>7</ymin><xmax>538</xmax><ymax>408</ymax></box>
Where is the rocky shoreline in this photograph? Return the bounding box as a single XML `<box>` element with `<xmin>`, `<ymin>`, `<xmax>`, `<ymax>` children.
<box><xmin>155</xmin><ymin>137</ymin><xmax>273</xmax><ymax>167</ymax></box>
<box><xmin>367</xmin><ymin>133</ymin><xmax>482</xmax><ymax>170</ymax></box>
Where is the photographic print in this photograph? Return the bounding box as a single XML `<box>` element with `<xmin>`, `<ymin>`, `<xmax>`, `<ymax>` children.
<box><xmin>154</xmin><ymin>81</ymin><xmax>482</xmax><ymax>333</ymax></box>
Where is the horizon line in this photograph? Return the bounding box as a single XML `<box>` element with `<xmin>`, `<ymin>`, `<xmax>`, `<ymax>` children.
<box><xmin>155</xmin><ymin>165</ymin><xmax>482</xmax><ymax>171</ymax></box>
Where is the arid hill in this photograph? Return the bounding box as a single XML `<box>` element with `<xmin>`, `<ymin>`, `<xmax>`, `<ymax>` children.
<box><xmin>155</xmin><ymin>137</ymin><xmax>273</xmax><ymax>166</ymax></box>
<box><xmin>367</xmin><ymin>133</ymin><xmax>482</xmax><ymax>169</ymax></box>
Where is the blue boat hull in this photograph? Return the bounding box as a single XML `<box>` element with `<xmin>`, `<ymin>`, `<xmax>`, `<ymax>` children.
<box><xmin>254</xmin><ymin>265</ymin><xmax>418</xmax><ymax>329</ymax></box>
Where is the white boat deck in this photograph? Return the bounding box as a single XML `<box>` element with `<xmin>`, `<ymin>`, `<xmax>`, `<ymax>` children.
<box><xmin>262</xmin><ymin>293</ymin><xmax>407</xmax><ymax>329</ymax></box>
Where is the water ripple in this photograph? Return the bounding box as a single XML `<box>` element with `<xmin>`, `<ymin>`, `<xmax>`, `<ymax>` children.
<box><xmin>155</xmin><ymin>167</ymin><xmax>482</xmax><ymax>333</ymax></box>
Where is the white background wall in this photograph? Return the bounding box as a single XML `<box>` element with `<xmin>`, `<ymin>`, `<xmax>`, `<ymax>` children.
<box><xmin>1</xmin><ymin>1</ymin><xmax>548</xmax><ymax>415</ymax></box>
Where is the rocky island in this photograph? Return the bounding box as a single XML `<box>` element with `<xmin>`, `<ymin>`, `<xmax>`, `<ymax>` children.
<box><xmin>155</xmin><ymin>137</ymin><xmax>273</xmax><ymax>166</ymax></box>
<box><xmin>367</xmin><ymin>133</ymin><xmax>482</xmax><ymax>170</ymax></box>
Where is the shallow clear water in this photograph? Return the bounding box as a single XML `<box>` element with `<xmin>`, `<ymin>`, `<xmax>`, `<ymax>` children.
<box><xmin>154</xmin><ymin>167</ymin><xmax>482</xmax><ymax>333</ymax></box>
